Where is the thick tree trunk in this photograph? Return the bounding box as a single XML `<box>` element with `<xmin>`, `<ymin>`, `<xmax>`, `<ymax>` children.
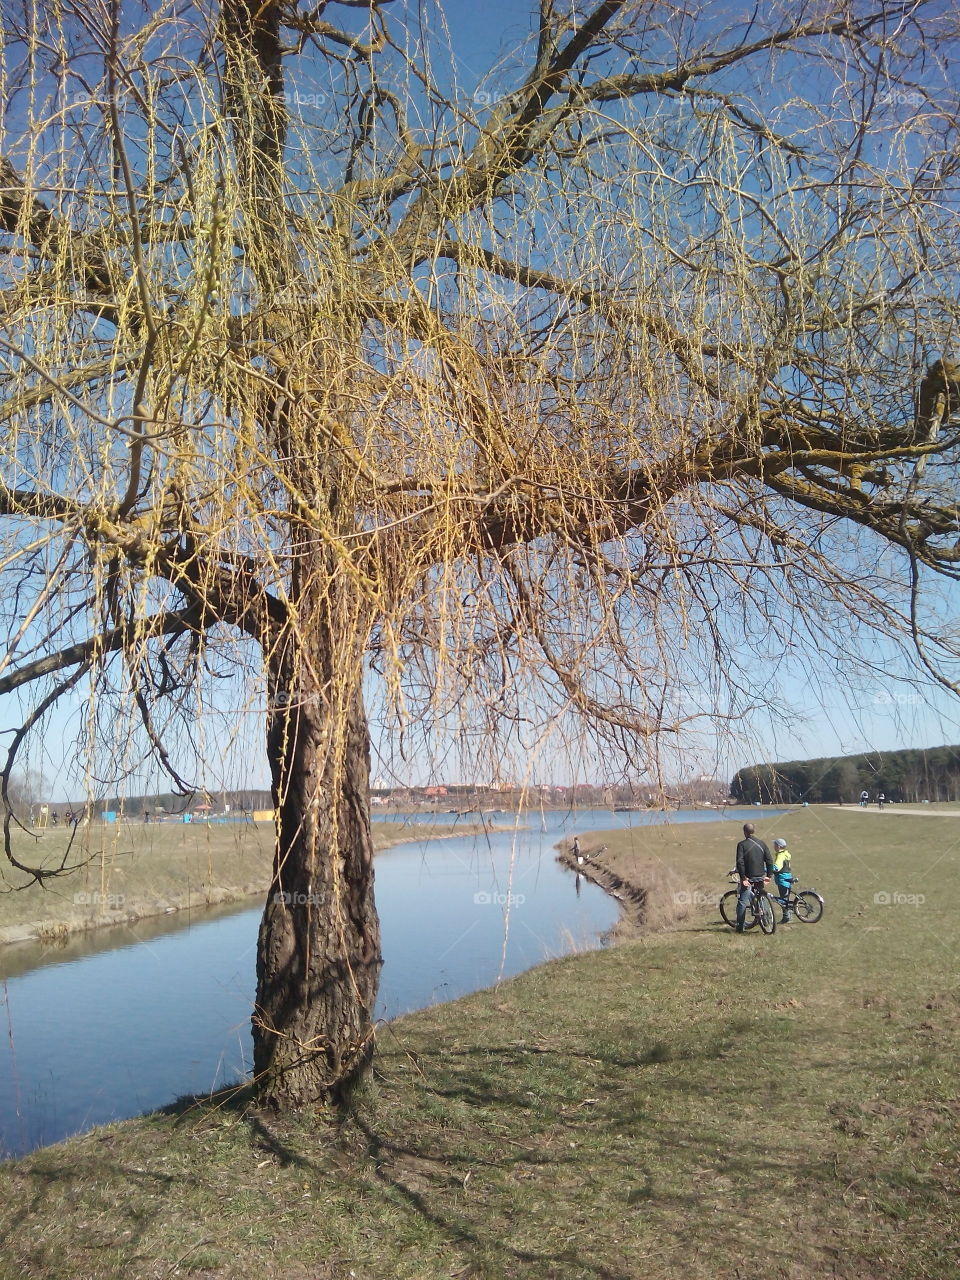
<box><xmin>252</xmin><ymin>622</ymin><xmax>381</xmax><ymax>1109</ymax></box>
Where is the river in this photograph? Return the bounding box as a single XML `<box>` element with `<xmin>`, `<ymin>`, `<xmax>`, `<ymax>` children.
<box><xmin>0</xmin><ymin>806</ymin><xmax>766</xmax><ymax>1158</ymax></box>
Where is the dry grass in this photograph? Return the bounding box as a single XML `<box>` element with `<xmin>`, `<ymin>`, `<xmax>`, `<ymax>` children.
<box><xmin>0</xmin><ymin>807</ymin><xmax>957</xmax><ymax>1278</ymax></box>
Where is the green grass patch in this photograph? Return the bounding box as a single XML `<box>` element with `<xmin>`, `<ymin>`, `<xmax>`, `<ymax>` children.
<box><xmin>0</xmin><ymin>807</ymin><xmax>957</xmax><ymax>1278</ymax></box>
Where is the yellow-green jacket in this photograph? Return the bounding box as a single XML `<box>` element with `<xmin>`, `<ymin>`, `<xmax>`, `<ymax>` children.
<box><xmin>773</xmin><ymin>846</ymin><xmax>791</xmax><ymax>873</ymax></box>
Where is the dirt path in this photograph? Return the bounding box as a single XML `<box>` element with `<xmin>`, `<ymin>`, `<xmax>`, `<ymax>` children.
<box><xmin>828</xmin><ymin>805</ymin><xmax>960</xmax><ymax>816</ymax></box>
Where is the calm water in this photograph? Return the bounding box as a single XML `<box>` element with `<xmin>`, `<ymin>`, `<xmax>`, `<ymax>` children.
<box><xmin>0</xmin><ymin>807</ymin><xmax>769</xmax><ymax>1158</ymax></box>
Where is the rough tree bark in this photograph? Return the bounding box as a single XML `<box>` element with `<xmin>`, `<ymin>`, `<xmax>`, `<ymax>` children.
<box><xmin>255</xmin><ymin>644</ymin><xmax>381</xmax><ymax>1107</ymax></box>
<box><xmin>252</xmin><ymin>544</ymin><xmax>382</xmax><ymax>1106</ymax></box>
<box><xmin>219</xmin><ymin>0</ymin><xmax>385</xmax><ymax>1107</ymax></box>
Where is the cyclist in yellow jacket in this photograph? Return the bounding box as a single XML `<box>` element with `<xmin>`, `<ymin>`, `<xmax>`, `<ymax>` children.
<box><xmin>772</xmin><ymin>837</ymin><xmax>793</xmax><ymax>923</ymax></box>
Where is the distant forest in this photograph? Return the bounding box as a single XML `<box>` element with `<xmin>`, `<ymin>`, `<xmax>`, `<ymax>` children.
<box><xmin>731</xmin><ymin>745</ymin><xmax>960</xmax><ymax>804</ymax></box>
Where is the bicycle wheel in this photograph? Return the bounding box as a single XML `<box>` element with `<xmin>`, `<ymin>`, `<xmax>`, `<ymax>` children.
<box><xmin>720</xmin><ymin>890</ymin><xmax>755</xmax><ymax>929</ymax></box>
<box><xmin>793</xmin><ymin>890</ymin><xmax>824</xmax><ymax>924</ymax></box>
<box><xmin>756</xmin><ymin>893</ymin><xmax>777</xmax><ymax>935</ymax></box>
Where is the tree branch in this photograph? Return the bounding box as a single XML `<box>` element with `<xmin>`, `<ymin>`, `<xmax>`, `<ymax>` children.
<box><xmin>0</xmin><ymin>155</ymin><xmax>118</xmax><ymax>309</ymax></box>
<box><xmin>0</xmin><ymin>606</ymin><xmax>206</xmax><ymax>697</ymax></box>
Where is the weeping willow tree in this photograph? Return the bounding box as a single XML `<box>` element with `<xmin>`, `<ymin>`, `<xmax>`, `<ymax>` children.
<box><xmin>1</xmin><ymin>0</ymin><xmax>960</xmax><ymax>1107</ymax></box>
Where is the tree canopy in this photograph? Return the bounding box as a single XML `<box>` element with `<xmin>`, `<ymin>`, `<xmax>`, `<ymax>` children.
<box><xmin>2</xmin><ymin>0</ymin><xmax>960</xmax><ymax>1104</ymax></box>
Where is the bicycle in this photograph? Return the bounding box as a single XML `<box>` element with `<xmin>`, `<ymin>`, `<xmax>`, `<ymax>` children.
<box><xmin>720</xmin><ymin>870</ymin><xmax>758</xmax><ymax>930</ymax></box>
<box><xmin>719</xmin><ymin>872</ymin><xmax>777</xmax><ymax>935</ymax></box>
<box><xmin>772</xmin><ymin>874</ymin><xmax>824</xmax><ymax>924</ymax></box>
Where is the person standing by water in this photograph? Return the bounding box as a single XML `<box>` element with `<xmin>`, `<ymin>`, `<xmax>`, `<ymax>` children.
<box><xmin>734</xmin><ymin>823</ymin><xmax>774</xmax><ymax>933</ymax></box>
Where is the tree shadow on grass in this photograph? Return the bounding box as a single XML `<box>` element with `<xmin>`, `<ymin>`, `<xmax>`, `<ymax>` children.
<box><xmin>346</xmin><ymin>1012</ymin><xmax>956</xmax><ymax>1278</ymax></box>
<box><xmin>325</xmin><ymin>1033</ymin><xmax>844</xmax><ymax>1277</ymax></box>
<box><xmin>0</xmin><ymin>1144</ymin><xmax>185</xmax><ymax>1271</ymax></box>
<box><xmin>3</xmin><ymin>1024</ymin><xmax>934</xmax><ymax>1280</ymax></box>
<box><xmin>294</xmin><ymin>1103</ymin><xmax>636</xmax><ymax>1280</ymax></box>
<box><xmin>157</xmin><ymin>1078</ymin><xmax>256</xmax><ymax>1123</ymax></box>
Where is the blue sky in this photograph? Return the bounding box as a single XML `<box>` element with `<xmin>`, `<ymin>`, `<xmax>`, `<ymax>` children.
<box><xmin>14</xmin><ymin>632</ymin><xmax>960</xmax><ymax>801</ymax></box>
<box><xmin>3</xmin><ymin>2</ymin><xmax>960</xmax><ymax>799</ymax></box>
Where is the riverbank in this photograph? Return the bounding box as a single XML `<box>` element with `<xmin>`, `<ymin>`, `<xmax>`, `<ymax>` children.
<box><xmin>0</xmin><ymin>819</ymin><xmax>496</xmax><ymax>947</ymax></box>
<box><xmin>0</xmin><ymin>806</ymin><xmax>956</xmax><ymax>1278</ymax></box>
<box><xmin>555</xmin><ymin>806</ymin><xmax>793</xmax><ymax>939</ymax></box>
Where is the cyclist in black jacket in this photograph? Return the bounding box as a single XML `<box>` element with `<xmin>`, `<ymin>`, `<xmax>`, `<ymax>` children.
<box><xmin>734</xmin><ymin>823</ymin><xmax>774</xmax><ymax>933</ymax></box>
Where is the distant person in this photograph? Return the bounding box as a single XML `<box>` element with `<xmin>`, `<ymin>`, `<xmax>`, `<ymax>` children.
<box><xmin>860</xmin><ymin>790</ymin><xmax>869</xmax><ymax>807</ymax></box>
<box><xmin>771</xmin><ymin>837</ymin><xmax>794</xmax><ymax>923</ymax></box>
<box><xmin>877</xmin><ymin>792</ymin><xmax>886</xmax><ymax>809</ymax></box>
<box><xmin>573</xmin><ymin>836</ymin><xmax>583</xmax><ymax>865</ymax></box>
<box><xmin>734</xmin><ymin>823</ymin><xmax>774</xmax><ymax>933</ymax></box>
<box><xmin>143</xmin><ymin>810</ymin><xmax>150</xmax><ymax>823</ymax></box>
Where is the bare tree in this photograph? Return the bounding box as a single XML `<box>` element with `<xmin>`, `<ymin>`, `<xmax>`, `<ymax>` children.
<box><xmin>1</xmin><ymin>0</ymin><xmax>959</xmax><ymax>1108</ymax></box>
<box><xmin>4</xmin><ymin>768</ymin><xmax>43</xmax><ymax>816</ymax></box>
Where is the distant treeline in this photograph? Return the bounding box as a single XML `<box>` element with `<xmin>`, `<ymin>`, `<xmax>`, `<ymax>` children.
<box><xmin>731</xmin><ymin>745</ymin><xmax>960</xmax><ymax>804</ymax></box>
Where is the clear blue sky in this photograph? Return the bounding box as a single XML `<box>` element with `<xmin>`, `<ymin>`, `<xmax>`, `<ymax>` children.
<box><xmin>3</xmin><ymin>2</ymin><xmax>960</xmax><ymax>799</ymax></box>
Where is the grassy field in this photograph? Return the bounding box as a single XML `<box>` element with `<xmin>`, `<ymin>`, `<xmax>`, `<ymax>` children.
<box><xmin>0</xmin><ymin>818</ymin><xmax>480</xmax><ymax>942</ymax></box>
<box><xmin>0</xmin><ymin>806</ymin><xmax>957</xmax><ymax>1279</ymax></box>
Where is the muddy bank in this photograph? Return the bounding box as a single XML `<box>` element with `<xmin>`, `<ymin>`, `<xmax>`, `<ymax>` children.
<box><xmin>556</xmin><ymin>835</ymin><xmax>702</xmax><ymax>940</ymax></box>
<box><xmin>556</xmin><ymin>845</ymin><xmax>648</xmax><ymax>939</ymax></box>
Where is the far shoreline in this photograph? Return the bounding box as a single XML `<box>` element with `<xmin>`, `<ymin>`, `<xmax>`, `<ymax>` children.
<box><xmin>0</xmin><ymin>819</ymin><xmax>504</xmax><ymax>951</ymax></box>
